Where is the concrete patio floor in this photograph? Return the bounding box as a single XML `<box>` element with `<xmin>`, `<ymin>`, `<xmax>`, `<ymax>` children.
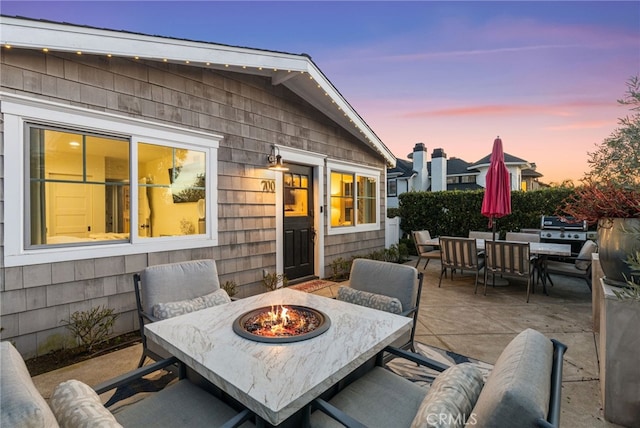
<box><xmin>32</xmin><ymin>257</ymin><xmax>622</xmax><ymax>427</ymax></box>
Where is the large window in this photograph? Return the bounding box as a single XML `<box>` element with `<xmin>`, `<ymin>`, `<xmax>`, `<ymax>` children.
<box><xmin>328</xmin><ymin>164</ymin><xmax>379</xmax><ymax>234</ymax></box>
<box><xmin>26</xmin><ymin>126</ymin><xmax>209</xmax><ymax>247</ymax></box>
<box><xmin>2</xmin><ymin>95</ymin><xmax>219</xmax><ymax>266</ymax></box>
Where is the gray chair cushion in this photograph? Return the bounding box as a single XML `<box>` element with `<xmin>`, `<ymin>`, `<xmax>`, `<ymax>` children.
<box><xmin>469</xmin><ymin>329</ymin><xmax>553</xmax><ymax>428</ymax></box>
<box><xmin>310</xmin><ymin>367</ymin><xmax>427</xmax><ymax>427</ymax></box>
<box><xmin>0</xmin><ymin>341</ymin><xmax>59</xmax><ymax>428</ymax></box>
<box><xmin>575</xmin><ymin>240</ymin><xmax>597</xmax><ymax>270</ymax></box>
<box><xmin>410</xmin><ymin>363</ymin><xmax>484</xmax><ymax>428</ymax></box>
<box><xmin>141</xmin><ymin>259</ymin><xmax>220</xmax><ymax>314</ymax></box>
<box><xmin>337</xmin><ymin>286</ymin><xmax>403</xmax><ymax>314</ymax></box>
<box><xmin>113</xmin><ymin>379</ymin><xmax>253</xmax><ymax>427</ymax></box>
<box><xmin>51</xmin><ymin>380</ymin><xmax>122</xmax><ymax>428</ymax></box>
<box><xmin>348</xmin><ymin>259</ymin><xmax>418</xmax><ymax>312</ymax></box>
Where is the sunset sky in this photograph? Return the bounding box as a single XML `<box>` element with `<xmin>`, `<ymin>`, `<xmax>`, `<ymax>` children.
<box><xmin>2</xmin><ymin>1</ymin><xmax>639</xmax><ymax>184</ymax></box>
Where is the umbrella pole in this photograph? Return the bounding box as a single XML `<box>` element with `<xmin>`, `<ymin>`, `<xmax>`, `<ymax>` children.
<box><xmin>492</xmin><ymin>218</ymin><xmax>497</xmax><ymax>241</ymax></box>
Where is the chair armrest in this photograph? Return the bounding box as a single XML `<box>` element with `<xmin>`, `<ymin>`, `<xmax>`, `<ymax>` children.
<box><xmin>140</xmin><ymin>309</ymin><xmax>160</xmax><ymax>323</ymax></box>
<box><xmin>93</xmin><ymin>356</ymin><xmax>181</xmax><ymax>395</ymax></box>
<box><xmin>400</xmin><ymin>307</ymin><xmax>417</xmax><ymax>318</ymax></box>
<box><xmin>535</xmin><ymin>339</ymin><xmax>568</xmax><ymax>428</ymax></box>
<box><xmin>383</xmin><ymin>346</ymin><xmax>450</xmax><ymax>372</ymax></box>
<box><xmin>311</xmin><ymin>398</ymin><xmax>368</xmax><ymax>428</ymax></box>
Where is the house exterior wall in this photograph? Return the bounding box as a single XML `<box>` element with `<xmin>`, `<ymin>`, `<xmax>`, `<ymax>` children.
<box><xmin>0</xmin><ymin>48</ymin><xmax>387</xmax><ymax>357</ymax></box>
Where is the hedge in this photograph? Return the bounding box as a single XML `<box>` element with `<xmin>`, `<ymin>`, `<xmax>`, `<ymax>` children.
<box><xmin>397</xmin><ymin>187</ymin><xmax>575</xmax><ymax>239</ymax></box>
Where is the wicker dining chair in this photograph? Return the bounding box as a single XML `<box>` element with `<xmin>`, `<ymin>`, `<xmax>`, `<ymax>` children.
<box><xmin>411</xmin><ymin>230</ymin><xmax>441</xmax><ymax>269</ymax></box>
<box><xmin>438</xmin><ymin>237</ymin><xmax>485</xmax><ymax>290</ymax></box>
<box><xmin>483</xmin><ymin>240</ymin><xmax>533</xmax><ymax>302</ymax></box>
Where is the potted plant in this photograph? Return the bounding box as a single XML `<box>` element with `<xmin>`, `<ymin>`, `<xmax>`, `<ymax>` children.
<box><xmin>560</xmin><ymin>180</ymin><xmax>640</xmax><ymax>286</ymax></box>
<box><xmin>558</xmin><ymin>76</ymin><xmax>640</xmax><ymax>286</ymax></box>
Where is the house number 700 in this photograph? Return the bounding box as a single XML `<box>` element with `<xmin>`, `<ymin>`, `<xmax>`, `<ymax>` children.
<box><xmin>261</xmin><ymin>180</ymin><xmax>276</xmax><ymax>193</ymax></box>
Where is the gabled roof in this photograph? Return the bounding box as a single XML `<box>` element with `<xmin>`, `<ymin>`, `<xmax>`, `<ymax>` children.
<box><xmin>468</xmin><ymin>152</ymin><xmax>530</xmax><ymax>169</ymax></box>
<box><xmin>0</xmin><ymin>15</ymin><xmax>395</xmax><ymax>166</ymax></box>
<box><xmin>387</xmin><ymin>158</ymin><xmax>414</xmax><ymax>178</ymax></box>
<box><xmin>432</xmin><ymin>157</ymin><xmax>479</xmax><ymax>176</ymax></box>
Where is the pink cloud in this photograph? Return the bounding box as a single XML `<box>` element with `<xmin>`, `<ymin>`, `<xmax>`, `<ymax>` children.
<box><xmin>400</xmin><ymin>100</ymin><xmax>617</xmax><ymax>119</ymax></box>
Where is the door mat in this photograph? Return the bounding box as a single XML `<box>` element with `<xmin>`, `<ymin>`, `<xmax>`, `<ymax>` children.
<box><xmin>289</xmin><ymin>279</ymin><xmax>338</xmax><ymax>293</ymax></box>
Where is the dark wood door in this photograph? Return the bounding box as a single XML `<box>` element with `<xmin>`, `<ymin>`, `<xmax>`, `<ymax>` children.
<box><xmin>283</xmin><ymin>164</ymin><xmax>314</xmax><ymax>280</ymax></box>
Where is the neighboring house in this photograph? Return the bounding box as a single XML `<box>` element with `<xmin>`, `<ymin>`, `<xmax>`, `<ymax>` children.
<box><xmin>0</xmin><ymin>16</ymin><xmax>396</xmax><ymax>357</ymax></box>
<box><xmin>387</xmin><ymin>143</ymin><xmax>543</xmax><ymax>208</ymax></box>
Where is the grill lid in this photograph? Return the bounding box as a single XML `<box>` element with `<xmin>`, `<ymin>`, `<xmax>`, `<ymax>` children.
<box><xmin>540</xmin><ymin>216</ymin><xmax>587</xmax><ymax>231</ymax></box>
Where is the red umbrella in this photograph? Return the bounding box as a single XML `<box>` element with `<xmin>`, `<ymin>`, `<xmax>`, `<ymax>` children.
<box><xmin>481</xmin><ymin>136</ymin><xmax>512</xmax><ymax>240</ymax></box>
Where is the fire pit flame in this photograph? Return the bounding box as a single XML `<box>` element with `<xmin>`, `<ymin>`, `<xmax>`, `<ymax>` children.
<box><xmin>233</xmin><ymin>305</ymin><xmax>330</xmax><ymax>343</ymax></box>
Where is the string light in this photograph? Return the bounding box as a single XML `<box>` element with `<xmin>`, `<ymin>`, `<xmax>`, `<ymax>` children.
<box><xmin>42</xmin><ymin>48</ymin><xmax>48</xmax><ymax>53</ymax></box>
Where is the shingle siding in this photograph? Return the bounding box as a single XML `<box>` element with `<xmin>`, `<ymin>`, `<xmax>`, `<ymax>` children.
<box><xmin>0</xmin><ymin>48</ymin><xmax>386</xmax><ymax>357</ymax></box>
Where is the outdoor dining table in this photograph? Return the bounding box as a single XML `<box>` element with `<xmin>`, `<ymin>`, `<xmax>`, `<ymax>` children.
<box><xmin>144</xmin><ymin>287</ymin><xmax>412</xmax><ymax>426</ymax></box>
<box><xmin>424</xmin><ymin>237</ymin><xmax>572</xmax><ymax>293</ymax></box>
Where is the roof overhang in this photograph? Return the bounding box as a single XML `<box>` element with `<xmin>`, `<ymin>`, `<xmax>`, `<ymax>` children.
<box><xmin>0</xmin><ymin>16</ymin><xmax>396</xmax><ymax>166</ymax></box>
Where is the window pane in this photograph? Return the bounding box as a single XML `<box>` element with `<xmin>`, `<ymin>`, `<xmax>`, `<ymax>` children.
<box><xmin>138</xmin><ymin>143</ymin><xmax>206</xmax><ymax>237</ymax></box>
<box><xmin>330</xmin><ymin>172</ymin><xmax>354</xmax><ymax>227</ymax></box>
<box><xmin>28</xmin><ymin>126</ymin><xmax>130</xmax><ymax>246</ymax></box>
<box><xmin>357</xmin><ymin>176</ymin><xmax>376</xmax><ymax>224</ymax></box>
<box><xmin>285</xmin><ymin>172</ymin><xmax>308</xmax><ymax>217</ymax></box>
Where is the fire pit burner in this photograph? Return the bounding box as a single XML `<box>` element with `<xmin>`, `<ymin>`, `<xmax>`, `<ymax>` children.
<box><xmin>232</xmin><ymin>305</ymin><xmax>331</xmax><ymax>343</ymax></box>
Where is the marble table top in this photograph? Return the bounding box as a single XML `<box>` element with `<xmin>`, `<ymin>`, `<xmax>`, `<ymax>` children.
<box><xmin>424</xmin><ymin>237</ymin><xmax>571</xmax><ymax>256</ymax></box>
<box><xmin>145</xmin><ymin>287</ymin><xmax>412</xmax><ymax>425</ymax></box>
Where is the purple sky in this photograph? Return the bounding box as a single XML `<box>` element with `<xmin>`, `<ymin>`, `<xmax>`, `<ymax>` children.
<box><xmin>2</xmin><ymin>1</ymin><xmax>639</xmax><ymax>183</ymax></box>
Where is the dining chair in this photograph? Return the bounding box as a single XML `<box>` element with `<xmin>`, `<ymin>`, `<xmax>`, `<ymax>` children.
<box><xmin>339</xmin><ymin>258</ymin><xmax>423</xmax><ymax>352</ymax></box>
<box><xmin>506</xmin><ymin>232</ymin><xmax>541</xmax><ymax>243</ymax></box>
<box><xmin>133</xmin><ymin>259</ymin><xmax>230</xmax><ymax>367</ymax></box>
<box><xmin>483</xmin><ymin>240</ymin><xmax>533</xmax><ymax>302</ymax></box>
<box><xmin>468</xmin><ymin>231</ymin><xmax>494</xmax><ymax>241</ymax></box>
<box><xmin>411</xmin><ymin>230</ymin><xmax>441</xmax><ymax>269</ymax></box>
<box><xmin>544</xmin><ymin>240</ymin><xmax>597</xmax><ymax>290</ymax></box>
<box><xmin>438</xmin><ymin>237</ymin><xmax>485</xmax><ymax>290</ymax></box>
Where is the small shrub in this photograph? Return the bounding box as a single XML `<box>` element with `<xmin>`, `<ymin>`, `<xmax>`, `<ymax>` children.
<box><xmin>221</xmin><ymin>280</ymin><xmax>238</xmax><ymax>297</ymax></box>
<box><xmin>329</xmin><ymin>257</ymin><xmax>352</xmax><ymax>281</ymax></box>
<box><xmin>262</xmin><ymin>272</ymin><xmax>288</xmax><ymax>291</ymax></box>
<box><xmin>60</xmin><ymin>306</ymin><xmax>119</xmax><ymax>352</ymax></box>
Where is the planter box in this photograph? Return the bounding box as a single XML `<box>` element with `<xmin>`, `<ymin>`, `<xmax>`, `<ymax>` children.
<box><xmin>599</xmin><ymin>279</ymin><xmax>640</xmax><ymax>426</ymax></box>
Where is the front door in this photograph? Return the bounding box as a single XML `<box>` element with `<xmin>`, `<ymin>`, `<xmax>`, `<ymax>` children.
<box><xmin>283</xmin><ymin>164</ymin><xmax>314</xmax><ymax>280</ymax></box>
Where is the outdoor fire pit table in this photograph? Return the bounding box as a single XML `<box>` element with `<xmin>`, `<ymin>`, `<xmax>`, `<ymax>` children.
<box><xmin>145</xmin><ymin>287</ymin><xmax>412</xmax><ymax>426</ymax></box>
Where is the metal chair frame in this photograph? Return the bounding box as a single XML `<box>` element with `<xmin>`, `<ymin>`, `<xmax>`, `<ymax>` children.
<box><xmin>483</xmin><ymin>240</ymin><xmax>533</xmax><ymax>302</ymax></box>
<box><xmin>438</xmin><ymin>237</ymin><xmax>485</xmax><ymax>289</ymax></box>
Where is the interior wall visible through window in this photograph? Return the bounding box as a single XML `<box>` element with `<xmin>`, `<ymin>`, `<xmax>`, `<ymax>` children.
<box><xmin>25</xmin><ymin>125</ymin><xmax>208</xmax><ymax>248</ymax></box>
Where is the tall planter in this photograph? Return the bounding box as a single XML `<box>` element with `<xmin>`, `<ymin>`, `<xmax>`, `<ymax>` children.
<box><xmin>598</xmin><ymin>218</ymin><xmax>640</xmax><ymax>286</ymax></box>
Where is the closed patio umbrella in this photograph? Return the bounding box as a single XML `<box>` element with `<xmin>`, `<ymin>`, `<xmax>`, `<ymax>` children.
<box><xmin>481</xmin><ymin>136</ymin><xmax>512</xmax><ymax>241</ymax></box>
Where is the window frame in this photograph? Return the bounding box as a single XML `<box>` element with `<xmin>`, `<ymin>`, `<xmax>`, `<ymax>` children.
<box><xmin>2</xmin><ymin>94</ymin><xmax>221</xmax><ymax>267</ymax></box>
<box><xmin>326</xmin><ymin>161</ymin><xmax>380</xmax><ymax>235</ymax></box>
<box><xmin>387</xmin><ymin>178</ymin><xmax>397</xmax><ymax>197</ymax></box>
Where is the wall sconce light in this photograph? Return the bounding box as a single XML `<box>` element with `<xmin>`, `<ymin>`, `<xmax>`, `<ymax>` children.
<box><xmin>267</xmin><ymin>145</ymin><xmax>289</xmax><ymax>171</ymax></box>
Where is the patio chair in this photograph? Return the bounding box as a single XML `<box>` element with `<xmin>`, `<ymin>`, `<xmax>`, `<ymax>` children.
<box><xmin>483</xmin><ymin>240</ymin><xmax>534</xmax><ymax>302</ymax></box>
<box><xmin>544</xmin><ymin>240</ymin><xmax>597</xmax><ymax>290</ymax></box>
<box><xmin>411</xmin><ymin>230</ymin><xmax>441</xmax><ymax>269</ymax></box>
<box><xmin>438</xmin><ymin>237</ymin><xmax>485</xmax><ymax>290</ymax></box>
<box><xmin>469</xmin><ymin>230</ymin><xmax>494</xmax><ymax>241</ymax></box>
<box><xmin>133</xmin><ymin>259</ymin><xmax>230</xmax><ymax>367</ymax></box>
<box><xmin>0</xmin><ymin>341</ymin><xmax>254</xmax><ymax>427</ymax></box>
<box><xmin>338</xmin><ymin>258</ymin><xmax>423</xmax><ymax>352</ymax></box>
<box><xmin>309</xmin><ymin>328</ymin><xmax>567</xmax><ymax>428</ymax></box>
<box><xmin>506</xmin><ymin>231</ymin><xmax>541</xmax><ymax>242</ymax></box>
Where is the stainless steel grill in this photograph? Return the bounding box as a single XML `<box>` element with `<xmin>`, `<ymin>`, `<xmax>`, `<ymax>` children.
<box><xmin>539</xmin><ymin>216</ymin><xmax>593</xmax><ymax>253</ymax></box>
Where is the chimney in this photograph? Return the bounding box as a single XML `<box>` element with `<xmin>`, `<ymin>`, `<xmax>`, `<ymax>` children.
<box><xmin>411</xmin><ymin>143</ymin><xmax>429</xmax><ymax>191</ymax></box>
<box><xmin>431</xmin><ymin>148</ymin><xmax>447</xmax><ymax>191</ymax></box>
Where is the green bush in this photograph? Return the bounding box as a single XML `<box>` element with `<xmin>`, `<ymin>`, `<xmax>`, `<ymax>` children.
<box><xmin>398</xmin><ymin>187</ymin><xmax>574</xmax><ymax>238</ymax></box>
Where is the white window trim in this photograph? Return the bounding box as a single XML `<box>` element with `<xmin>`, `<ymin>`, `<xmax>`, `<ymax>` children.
<box><xmin>326</xmin><ymin>160</ymin><xmax>381</xmax><ymax>236</ymax></box>
<box><xmin>1</xmin><ymin>93</ymin><xmax>221</xmax><ymax>267</ymax></box>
